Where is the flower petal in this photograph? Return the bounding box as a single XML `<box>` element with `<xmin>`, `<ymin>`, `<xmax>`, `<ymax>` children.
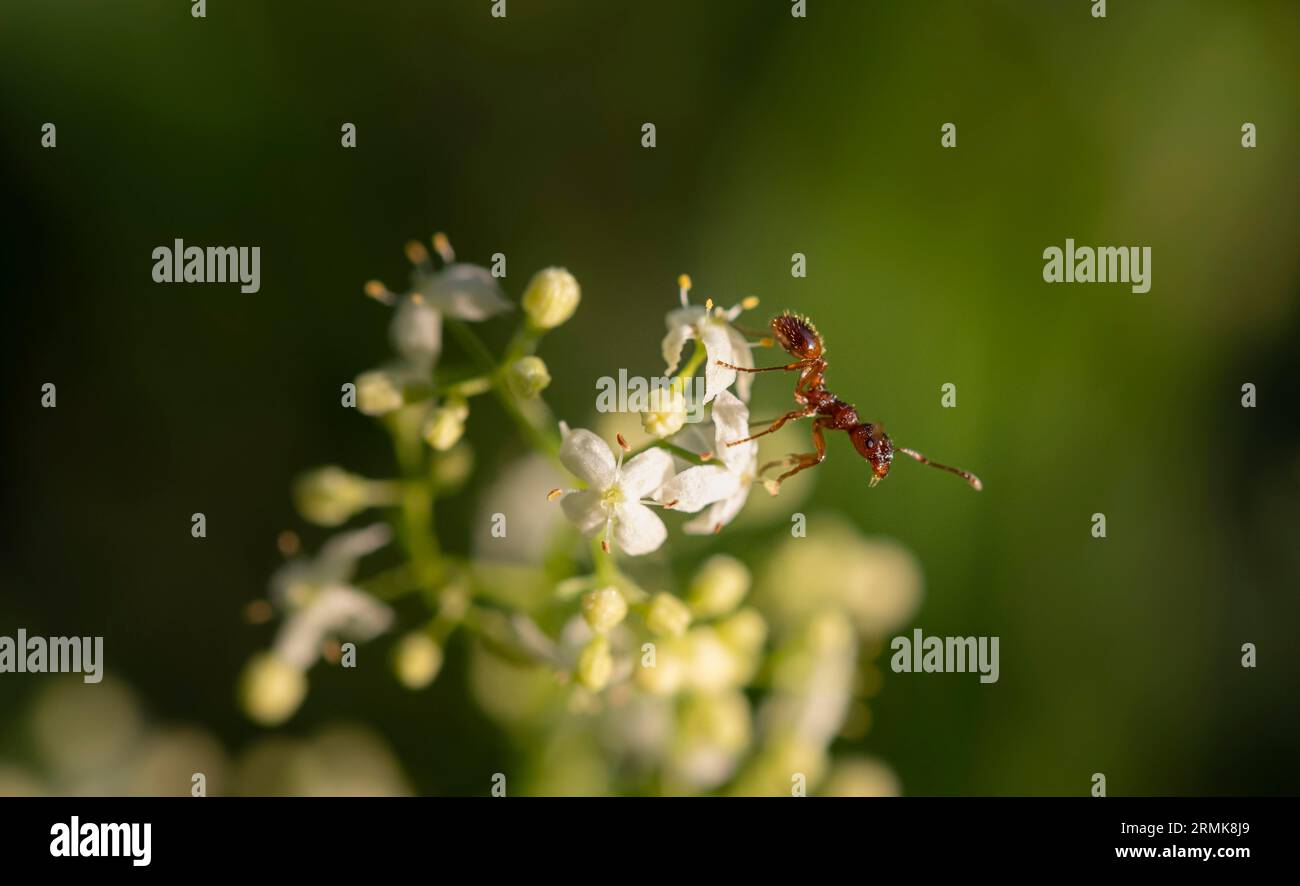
<box><xmin>700</xmin><ymin>319</ymin><xmax>736</xmax><ymax>403</ymax></box>
<box><xmin>389</xmin><ymin>296</ymin><xmax>443</xmax><ymax>372</ymax></box>
<box><xmin>421</xmin><ymin>264</ymin><xmax>513</xmax><ymax>321</ymax></box>
<box><xmin>724</xmin><ymin>325</ymin><xmax>755</xmax><ymax>402</ymax></box>
<box><xmin>618</xmin><ymin>447</ymin><xmax>677</xmax><ymax>499</ymax></box>
<box><xmin>654</xmin><ymin>464</ymin><xmax>740</xmax><ymax>513</ymax></box>
<box><xmin>560</xmin><ymin>488</ymin><xmax>606</xmax><ymax>536</ymax></box>
<box><xmin>683</xmin><ymin>486</ymin><xmax>752</xmax><ymax>535</ymax></box>
<box><xmin>559</xmin><ymin>428</ymin><xmax>617</xmax><ymax>488</ymax></box>
<box><xmin>710</xmin><ymin>390</ymin><xmax>758</xmax><ymax>474</ymax></box>
<box><xmin>273</xmin><ymin>584</ymin><xmax>394</xmax><ymax>669</ymax></box>
<box><xmin>612</xmin><ymin>502</ymin><xmax>668</xmax><ymax>556</ymax></box>
<box><xmin>661</xmin><ymin>306</ymin><xmax>704</xmax><ymax>375</ymax></box>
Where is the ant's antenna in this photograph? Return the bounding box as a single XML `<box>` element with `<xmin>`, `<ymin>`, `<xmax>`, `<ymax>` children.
<box><xmin>896</xmin><ymin>446</ymin><xmax>983</xmax><ymax>491</ymax></box>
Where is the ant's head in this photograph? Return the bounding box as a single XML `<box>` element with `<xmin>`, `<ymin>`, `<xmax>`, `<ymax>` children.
<box><xmin>850</xmin><ymin>423</ymin><xmax>894</xmax><ymax>486</ymax></box>
<box><xmin>771</xmin><ymin>312</ymin><xmax>823</xmax><ymax>360</ymax></box>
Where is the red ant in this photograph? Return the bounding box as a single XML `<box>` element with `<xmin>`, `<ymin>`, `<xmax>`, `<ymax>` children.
<box><xmin>717</xmin><ymin>312</ymin><xmax>983</xmax><ymax>492</ymax></box>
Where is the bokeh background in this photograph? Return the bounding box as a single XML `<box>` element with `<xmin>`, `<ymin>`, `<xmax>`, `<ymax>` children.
<box><xmin>1</xmin><ymin>0</ymin><xmax>1298</xmax><ymax>795</ymax></box>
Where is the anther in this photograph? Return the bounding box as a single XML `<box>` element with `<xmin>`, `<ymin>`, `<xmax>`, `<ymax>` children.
<box><xmin>276</xmin><ymin>530</ymin><xmax>300</xmax><ymax>557</ymax></box>
<box><xmin>432</xmin><ymin>232</ymin><xmax>455</xmax><ymax>263</ymax></box>
<box><xmin>546</xmin><ymin>488</ymin><xmax>564</xmax><ymax>501</ymax></box>
<box><xmin>405</xmin><ymin>240</ymin><xmax>430</xmax><ymax>265</ymax></box>
<box><xmin>616</xmin><ymin>433</ymin><xmax>630</xmax><ymax>452</ymax></box>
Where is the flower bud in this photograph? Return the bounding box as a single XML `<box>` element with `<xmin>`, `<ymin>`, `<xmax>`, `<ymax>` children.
<box><xmin>293</xmin><ymin>466</ymin><xmax>371</xmax><ymax>527</ymax></box>
<box><xmin>576</xmin><ymin>635</ymin><xmax>613</xmax><ymax>691</ymax></box>
<box><xmin>645</xmin><ymin>592</ymin><xmax>691</xmax><ymax>637</ymax></box>
<box><xmin>641</xmin><ymin>384</ymin><xmax>687</xmax><ymax>438</ymax></box>
<box><xmin>355</xmin><ymin>370</ymin><xmax>404</xmax><ymax>416</ymax></box>
<box><xmin>432</xmin><ymin>442</ymin><xmax>474</xmax><ymax>489</ymax></box>
<box><xmin>239</xmin><ymin>652</ymin><xmax>307</xmax><ymax>726</ymax></box>
<box><xmin>715</xmin><ymin>607</ymin><xmax>768</xmax><ymax>655</ymax></box>
<box><xmin>392</xmin><ymin>631</ymin><xmax>444</xmax><ymax>690</ymax></box>
<box><xmin>687</xmin><ymin>554</ymin><xmax>751</xmax><ymax>618</ymax></box>
<box><xmin>686</xmin><ymin>627</ymin><xmax>744</xmax><ymax>692</ymax></box>
<box><xmin>506</xmin><ymin>355</ymin><xmax>552</xmax><ymax>400</ymax></box>
<box><xmin>423</xmin><ymin>398</ymin><xmax>469</xmax><ymax>451</ymax></box>
<box><xmin>634</xmin><ymin>637</ymin><xmax>688</xmax><ymax>696</ymax></box>
<box><xmin>581</xmin><ymin>587</ymin><xmax>628</xmax><ymax>634</ymax></box>
<box><xmin>521</xmin><ymin>267</ymin><xmax>580</xmax><ymax>330</ymax></box>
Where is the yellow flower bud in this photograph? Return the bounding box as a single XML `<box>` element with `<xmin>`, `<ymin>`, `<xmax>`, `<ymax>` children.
<box><xmin>715</xmin><ymin>607</ymin><xmax>768</xmax><ymax>655</ymax></box>
<box><xmin>634</xmin><ymin>637</ymin><xmax>688</xmax><ymax>696</ymax></box>
<box><xmin>576</xmin><ymin>635</ymin><xmax>613</xmax><ymax>691</ymax></box>
<box><xmin>644</xmin><ymin>592</ymin><xmax>691</xmax><ymax>637</ymax></box>
<box><xmin>581</xmin><ymin>587</ymin><xmax>628</xmax><ymax>634</ymax></box>
<box><xmin>506</xmin><ymin>355</ymin><xmax>552</xmax><ymax>400</ymax></box>
<box><xmin>521</xmin><ymin>267</ymin><xmax>580</xmax><ymax>330</ymax></box>
<box><xmin>293</xmin><ymin>466</ymin><xmax>371</xmax><ymax>527</ymax></box>
<box><xmin>392</xmin><ymin>632</ymin><xmax>444</xmax><ymax>690</ymax></box>
<box><xmin>640</xmin><ymin>384</ymin><xmax>687</xmax><ymax>438</ymax></box>
<box><xmin>687</xmin><ymin>554</ymin><xmax>751</xmax><ymax>618</ymax></box>
<box><xmin>239</xmin><ymin>653</ymin><xmax>307</xmax><ymax>726</ymax></box>
<box><xmin>355</xmin><ymin>370</ymin><xmax>404</xmax><ymax>416</ymax></box>
<box><xmin>686</xmin><ymin>627</ymin><xmax>745</xmax><ymax>692</ymax></box>
<box><xmin>423</xmin><ymin>398</ymin><xmax>469</xmax><ymax>451</ymax></box>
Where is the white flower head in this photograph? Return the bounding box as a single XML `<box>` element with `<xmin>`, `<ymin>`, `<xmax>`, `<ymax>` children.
<box><xmin>268</xmin><ymin>524</ymin><xmax>395</xmax><ymax>669</ymax></box>
<box><xmin>550</xmin><ymin>424</ymin><xmax>675</xmax><ymax>556</ymax></box>
<box><xmin>661</xmin><ymin>275</ymin><xmax>760</xmax><ymax>404</ymax></box>
<box><xmin>654</xmin><ymin>390</ymin><xmax>758</xmax><ymax>534</ymax></box>
<box><xmin>366</xmin><ymin>234</ymin><xmax>512</xmax><ymax>374</ymax></box>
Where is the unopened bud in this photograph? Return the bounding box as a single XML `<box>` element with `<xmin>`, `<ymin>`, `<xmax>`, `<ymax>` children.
<box><xmin>581</xmin><ymin>587</ymin><xmax>628</xmax><ymax>634</ymax></box>
<box><xmin>423</xmin><ymin>398</ymin><xmax>469</xmax><ymax>451</ymax></box>
<box><xmin>687</xmin><ymin>554</ymin><xmax>751</xmax><ymax>618</ymax></box>
<box><xmin>521</xmin><ymin>267</ymin><xmax>581</xmax><ymax>330</ymax></box>
<box><xmin>641</xmin><ymin>384</ymin><xmax>688</xmax><ymax>438</ymax></box>
<box><xmin>392</xmin><ymin>632</ymin><xmax>444</xmax><ymax>690</ymax></box>
<box><xmin>507</xmin><ymin>355</ymin><xmax>552</xmax><ymax>399</ymax></box>
<box><xmin>293</xmin><ymin>466</ymin><xmax>373</xmax><ymax>527</ymax></box>
<box><xmin>576</xmin><ymin>635</ymin><xmax>613</xmax><ymax>691</ymax></box>
<box><xmin>239</xmin><ymin>653</ymin><xmax>307</xmax><ymax>726</ymax></box>
<box><xmin>645</xmin><ymin>592</ymin><xmax>691</xmax><ymax>637</ymax></box>
<box><xmin>356</xmin><ymin>370</ymin><xmax>404</xmax><ymax>416</ymax></box>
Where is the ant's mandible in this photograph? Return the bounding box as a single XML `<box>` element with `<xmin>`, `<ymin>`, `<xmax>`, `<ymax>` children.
<box><xmin>716</xmin><ymin>311</ymin><xmax>983</xmax><ymax>493</ymax></box>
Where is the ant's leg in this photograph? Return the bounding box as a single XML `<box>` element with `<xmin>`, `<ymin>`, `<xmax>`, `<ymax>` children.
<box><xmin>724</xmin><ymin>406</ymin><xmax>814</xmax><ymax>447</ymax></box>
<box><xmin>761</xmin><ymin>420</ymin><xmax>829</xmax><ymax>492</ymax></box>
<box><xmin>715</xmin><ymin>359</ymin><xmax>811</xmax><ymax>373</ymax></box>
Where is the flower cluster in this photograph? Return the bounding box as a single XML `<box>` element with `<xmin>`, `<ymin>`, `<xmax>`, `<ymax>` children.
<box><xmin>238</xmin><ymin>237</ymin><xmax>916</xmax><ymax>797</ymax></box>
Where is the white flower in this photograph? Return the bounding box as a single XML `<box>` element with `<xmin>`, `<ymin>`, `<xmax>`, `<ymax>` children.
<box><xmin>654</xmin><ymin>390</ymin><xmax>758</xmax><ymax>534</ymax></box>
<box><xmin>367</xmin><ymin>236</ymin><xmax>512</xmax><ymax>374</ymax></box>
<box><xmin>661</xmin><ymin>275</ymin><xmax>758</xmax><ymax>403</ymax></box>
<box><xmin>268</xmin><ymin>524</ymin><xmax>395</xmax><ymax>669</ymax></box>
<box><xmin>552</xmin><ymin>425</ymin><xmax>675</xmax><ymax>556</ymax></box>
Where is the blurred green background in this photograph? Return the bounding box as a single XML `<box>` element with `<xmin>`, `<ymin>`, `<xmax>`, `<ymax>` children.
<box><xmin>1</xmin><ymin>0</ymin><xmax>1298</xmax><ymax>795</ymax></box>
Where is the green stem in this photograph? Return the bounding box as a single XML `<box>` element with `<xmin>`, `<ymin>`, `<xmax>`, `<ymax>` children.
<box><xmin>448</xmin><ymin>319</ymin><xmax>561</xmax><ymax>460</ymax></box>
<box><xmin>386</xmin><ymin>409</ymin><xmax>442</xmax><ymax>590</ymax></box>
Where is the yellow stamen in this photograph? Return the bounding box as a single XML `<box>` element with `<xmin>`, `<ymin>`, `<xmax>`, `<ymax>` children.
<box><xmin>432</xmin><ymin>232</ymin><xmax>454</xmax><ymax>263</ymax></box>
<box><xmin>276</xmin><ymin>530</ymin><xmax>300</xmax><ymax>557</ymax></box>
<box><xmin>677</xmin><ymin>273</ymin><xmax>692</xmax><ymax>292</ymax></box>
<box><xmin>546</xmin><ymin>488</ymin><xmax>564</xmax><ymax>501</ymax></box>
<box><xmin>405</xmin><ymin>240</ymin><xmax>430</xmax><ymax>265</ymax></box>
<box><xmin>363</xmin><ymin>280</ymin><xmax>387</xmax><ymax>300</ymax></box>
<box><xmin>243</xmin><ymin>600</ymin><xmax>273</xmax><ymax>624</ymax></box>
<box><xmin>741</xmin><ymin>295</ymin><xmax>760</xmax><ymax>310</ymax></box>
